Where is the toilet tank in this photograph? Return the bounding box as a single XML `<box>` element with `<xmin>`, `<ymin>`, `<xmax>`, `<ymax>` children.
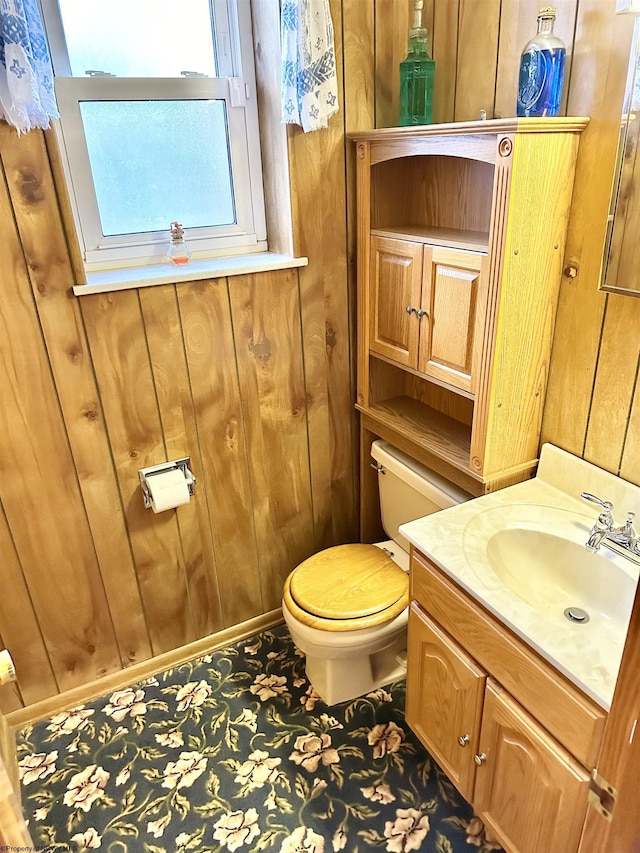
<box><xmin>370</xmin><ymin>440</ymin><xmax>472</xmax><ymax>555</ymax></box>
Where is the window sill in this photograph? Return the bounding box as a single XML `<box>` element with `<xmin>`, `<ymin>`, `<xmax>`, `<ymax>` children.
<box><xmin>72</xmin><ymin>252</ymin><xmax>309</xmax><ymax>296</ymax></box>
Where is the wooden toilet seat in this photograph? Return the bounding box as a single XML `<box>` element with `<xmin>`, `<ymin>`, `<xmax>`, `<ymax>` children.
<box><xmin>284</xmin><ymin>544</ymin><xmax>409</xmax><ymax>632</ymax></box>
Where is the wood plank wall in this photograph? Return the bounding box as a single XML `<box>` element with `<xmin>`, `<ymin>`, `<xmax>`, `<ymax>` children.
<box><xmin>0</xmin><ymin>0</ymin><xmax>637</xmax><ymax>712</ymax></box>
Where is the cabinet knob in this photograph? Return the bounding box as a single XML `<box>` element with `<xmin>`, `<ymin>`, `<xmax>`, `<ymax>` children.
<box><xmin>457</xmin><ymin>734</ymin><xmax>470</xmax><ymax>747</ymax></box>
<box><xmin>406</xmin><ymin>305</ymin><xmax>416</xmax><ymax>315</ymax></box>
<box><xmin>416</xmin><ymin>308</ymin><xmax>427</xmax><ymax>320</ymax></box>
<box><xmin>474</xmin><ymin>752</ymin><xmax>487</xmax><ymax>766</ymax></box>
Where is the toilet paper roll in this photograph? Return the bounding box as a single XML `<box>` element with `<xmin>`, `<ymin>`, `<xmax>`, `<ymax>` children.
<box><xmin>0</xmin><ymin>649</ymin><xmax>16</xmax><ymax>685</ymax></box>
<box><xmin>147</xmin><ymin>469</ymin><xmax>191</xmax><ymax>513</ymax></box>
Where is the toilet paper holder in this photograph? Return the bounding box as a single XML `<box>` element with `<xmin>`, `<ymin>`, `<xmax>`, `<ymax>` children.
<box><xmin>139</xmin><ymin>457</ymin><xmax>196</xmax><ymax>509</ymax></box>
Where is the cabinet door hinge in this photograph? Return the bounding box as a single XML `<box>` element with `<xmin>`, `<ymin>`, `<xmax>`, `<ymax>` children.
<box><xmin>588</xmin><ymin>769</ymin><xmax>617</xmax><ymax>821</ymax></box>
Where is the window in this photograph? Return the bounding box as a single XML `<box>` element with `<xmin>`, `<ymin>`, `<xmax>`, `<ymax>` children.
<box><xmin>40</xmin><ymin>0</ymin><xmax>267</xmax><ymax>271</ymax></box>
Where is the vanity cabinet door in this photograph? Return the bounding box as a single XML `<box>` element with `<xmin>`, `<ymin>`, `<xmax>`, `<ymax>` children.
<box><xmin>417</xmin><ymin>246</ymin><xmax>489</xmax><ymax>395</ymax></box>
<box><xmin>406</xmin><ymin>602</ymin><xmax>486</xmax><ymax>802</ymax></box>
<box><xmin>369</xmin><ymin>236</ymin><xmax>423</xmax><ymax>367</ymax></box>
<box><xmin>474</xmin><ymin>681</ymin><xmax>590</xmax><ymax>853</ymax></box>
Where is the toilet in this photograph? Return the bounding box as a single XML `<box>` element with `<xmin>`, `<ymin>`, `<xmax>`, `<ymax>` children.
<box><xmin>282</xmin><ymin>440</ymin><xmax>471</xmax><ymax>704</ymax></box>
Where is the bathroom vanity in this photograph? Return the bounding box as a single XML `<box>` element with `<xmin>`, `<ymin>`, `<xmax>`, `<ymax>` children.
<box><xmin>400</xmin><ymin>444</ymin><xmax>640</xmax><ymax>853</ymax></box>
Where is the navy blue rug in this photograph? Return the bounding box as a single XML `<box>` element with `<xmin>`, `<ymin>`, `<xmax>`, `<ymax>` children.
<box><xmin>17</xmin><ymin>624</ymin><xmax>502</xmax><ymax>852</ymax></box>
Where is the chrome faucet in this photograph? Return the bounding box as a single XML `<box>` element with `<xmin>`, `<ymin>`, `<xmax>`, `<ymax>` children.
<box><xmin>581</xmin><ymin>492</ymin><xmax>639</xmax><ymax>560</ymax></box>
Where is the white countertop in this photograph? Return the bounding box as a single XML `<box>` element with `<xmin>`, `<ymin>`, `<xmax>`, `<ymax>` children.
<box><xmin>400</xmin><ymin>444</ymin><xmax>640</xmax><ymax>710</ymax></box>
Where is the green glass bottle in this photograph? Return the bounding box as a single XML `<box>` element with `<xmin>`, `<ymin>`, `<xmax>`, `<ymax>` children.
<box><xmin>399</xmin><ymin>0</ymin><xmax>435</xmax><ymax>126</ymax></box>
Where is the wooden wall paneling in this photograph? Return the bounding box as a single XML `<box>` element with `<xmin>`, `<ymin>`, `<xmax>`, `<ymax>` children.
<box><xmin>343</xmin><ymin>0</ymin><xmax>376</xmax><ymax>541</ymax></box>
<box><xmin>0</xmin><ymin>126</ymin><xmax>151</xmax><ymax>671</ymax></box>
<box><xmin>0</xmin><ymin>168</ymin><xmax>121</xmax><ymax>693</ymax></box>
<box><xmin>43</xmin><ymin>130</ymin><xmax>86</xmax><ymax>286</ymax></box>
<box><xmin>0</xmin><ymin>691</ymin><xmax>20</xmax><ymax>719</ymax></box>
<box><xmin>374</xmin><ymin>0</ymin><xmax>413</xmax><ymax>128</ymax></box>
<box><xmin>454</xmin><ymin>0</ymin><xmax>501</xmax><ymax>121</ymax></box>
<box><xmin>80</xmin><ymin>290</ymin><xmax>196</xmax><ymax>654</ymax></box>
<box><xmin>541</xmin><ymin>5</ymin><xmax>634</xmax><ymax>456</ymax></box>
<box><xmin>494</xmin><ymin>0</ymin><xmax>578</xmax><ymax>120</ymax></box>
<box><xmin>359</xmin><ymin>423</ymin><xmax>386</xmax><ymax>544</ymax></box>
<box><xmin>229</xmin><ymin>270</ymin><xmax>315</xmax><ymax>610</ymax></box>
<box><xmin>177</xmin><ymin>279</ymin><xmax>263</xmax><ymax>626</ymax></box>
<box><xmin>620</xmin><ymin>369</ymin><xmax>640</xmax><ymax>486</ymax></box>
<box><xmin>576</xmin><ymin>6</ymin><xmax>640</xmax><ymax>477</ymax></box>
<box><xmin>139</xmin><ymin>285</ymin><xmax>223</xmax><ymax>638</ymax></box>
<box><xmin>584</xmin><ymin>296</ymin><xmax>640</xmax><ymax>474</ymax></box>
<box><xmin>290</xmin><ymin>2</ymin><xmax>357</xmax><ymax>549</ymax></box>
<box><xmin>288</xmin><ymin>151</ymin><xmax>331</xmax><ymax>548</ymax></box>
<box><xmin>431</xmin><ymin>0</ymin><xmax>459</xmax><ymax>124</ymax></box>
<box><xmin>0</xmin><ymin>507</ymin><xmax>55</xmax><ymax>710</ymax></box>
<box><xmin>327</xmin><ymin>0</ymin><xmax>358</xmax><ymax>548</ymax></box>
<box><xmin>295</xmin><ymin>252</ymin><xmax>354</xmax><ymax>551</ymax></box>
<box><xmin>343</xmin><ymin>0</ymin><xmax>375</xmax><ymax>134</ymax></box>
<box><xmin>250</xmin><ymin>2</ymin><xmax>294</xmax><ymax>257</ymax></box>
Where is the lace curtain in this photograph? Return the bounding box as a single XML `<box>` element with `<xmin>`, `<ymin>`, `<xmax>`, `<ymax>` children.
<box><xmin>281</xmin><ymin>0</ymin><xmax>339</xmax><ymax>132</ymax></box>
<box><xmin>0</xmin><ymin>0</ymin><xmax>58</xmax><ymax>134</ymax></box>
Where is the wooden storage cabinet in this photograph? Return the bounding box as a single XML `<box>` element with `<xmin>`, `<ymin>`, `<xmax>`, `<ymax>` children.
<box><xmin>406</xmin><ymin>603</ymin><xmax>485</xmax><ymax>801</ymax></box>
<box><xmin>475</xmin><ymin>682</ymin><xmax>590</xmax><ymax>853</ymax></box>
<box><xmin>369</xmin><ymin>236</ymin><xmax>423</xmax><ymax>368</ymax></box>
<box><xmin>353</xmin><ymin>119</ymin><xmax>588</xmax><ymax>498</ymax></box>
<box><xmin>407</xmin><ymin>549</ymin><xmax>603</xmax><ymax>853</ymax></box>
<box><xmin>370</xmin><ymin>236</ymin><xmax>488</xmax><ymax>394</ymax></box>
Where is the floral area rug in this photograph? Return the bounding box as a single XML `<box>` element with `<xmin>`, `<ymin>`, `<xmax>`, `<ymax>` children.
<box><xmin>17</xmin><ymin>623</ymin><xmax>503</xmax><ymax>852</ymax></box>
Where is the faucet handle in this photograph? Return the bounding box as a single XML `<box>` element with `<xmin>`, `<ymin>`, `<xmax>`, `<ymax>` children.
<box><xmin>613</xmin><ymin>511</ymin><xmax>636</xmax><ymax>540</ymax></box>
<box><xmin>622</xmin><ymin>511</ymin><xmax>636</xmax><ymax>530</ymax></box>
<box><xmin>581</xmin><ymin>492</ymin><xmax>614</xmax><ymax>531</ymax></box>
<box><xmin>580</xmin><ymin>492</ymin><xmax>613</xmax><ymax>512</ymax></box>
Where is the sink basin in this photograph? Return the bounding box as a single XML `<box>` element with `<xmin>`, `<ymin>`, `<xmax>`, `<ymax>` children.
<box><xmin>485</xmin><ymin>527</ymin><xmax>635</xmax><ymax>626</ymax></box>
<box><xmin>400</xmin><ymin>443</ymin><xmax>640</xmax><ymax>708</ymax></box>
<box><xmin>463</xmin><ymin>504</ymin><xmax>637</xmax><ymax>631</ymax></box>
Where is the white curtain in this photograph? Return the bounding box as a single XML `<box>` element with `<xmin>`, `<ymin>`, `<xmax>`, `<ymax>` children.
<box><xmin>0</xmin><ymin>0</ymin><xmax>59</xmax><ymax>134</ymax></box>
<box><xmin>281</xmin><ymin>0</ymin><xmax>339</xmax><ymax>133</ymax></box>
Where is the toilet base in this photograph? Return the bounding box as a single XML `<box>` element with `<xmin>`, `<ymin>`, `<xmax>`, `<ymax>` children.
<box><xmin>303</xmin><ymin>634</ymin><xmax>407</xmax><ymax>705</ymax></box>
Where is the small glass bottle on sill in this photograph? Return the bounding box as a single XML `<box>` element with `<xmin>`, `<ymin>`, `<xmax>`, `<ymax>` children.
<box><xmin>166</xmin><ymin>221</ymin><xmax>192</xmax><ymax>266</ymax></box>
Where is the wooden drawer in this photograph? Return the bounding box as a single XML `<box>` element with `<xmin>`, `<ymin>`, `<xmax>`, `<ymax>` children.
<box><xmin>410</xmin><ymin>548</ymin><xmax>606</xmax><ymax>769</ymax></box>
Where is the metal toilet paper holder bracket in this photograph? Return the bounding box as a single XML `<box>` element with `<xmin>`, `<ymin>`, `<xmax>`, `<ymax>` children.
<box><xmin>139</xmin><ymin>457</ymin><xmax>196</xmax><ymax>509</ymax></box>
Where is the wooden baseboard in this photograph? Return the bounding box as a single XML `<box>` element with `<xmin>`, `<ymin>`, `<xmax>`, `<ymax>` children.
<box><xmin>8</xmin><ymin>610</ymin><xmax>284</xmax><ymax>730</ymax></box>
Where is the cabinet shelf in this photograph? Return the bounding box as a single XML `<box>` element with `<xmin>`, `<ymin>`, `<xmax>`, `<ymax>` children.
<box><xmin>370</xmin><ymin>350</ymin><xmax>475</xmax><ymax>400</ymax></box>
<box><xmin>356</xmin><ymin>396</ymin><xmax>472</xmax><ymax>475</ymax></box>
<box><xmin>371</xmin><ymin>225</ymin><xmax>489</xmax><ymax>254</ymax></box>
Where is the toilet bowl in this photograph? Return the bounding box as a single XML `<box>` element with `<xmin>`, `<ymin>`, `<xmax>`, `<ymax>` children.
<box><xmin>282</xmin><ymin>440</ymin><xmax>471</xmax><ymax>704</ymax></box>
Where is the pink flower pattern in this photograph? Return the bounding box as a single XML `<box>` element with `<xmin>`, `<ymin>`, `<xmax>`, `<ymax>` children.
<box><xmin>16</xmin><ymin>626</ymin><xmax>500</xmax><ymax>852</ymax></box>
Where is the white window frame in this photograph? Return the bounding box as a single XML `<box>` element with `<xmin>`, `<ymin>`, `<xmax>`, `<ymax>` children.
<box><xmin>40</xmin><ymin>0</ymin><xmax>267</xmax><ymax>272</ymax></box>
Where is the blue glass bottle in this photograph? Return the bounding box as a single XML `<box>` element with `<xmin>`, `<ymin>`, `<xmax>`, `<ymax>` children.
<box><xmin>516</xmin><ymin>7</ymin><xmax>566</xmax><ymax>118</ymax></box>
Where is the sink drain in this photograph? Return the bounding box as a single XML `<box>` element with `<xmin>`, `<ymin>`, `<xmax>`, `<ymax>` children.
<box><xmin>564</xmin><ymin>607</ymin><xmax>590</xmax><ymax>624</ymax></box>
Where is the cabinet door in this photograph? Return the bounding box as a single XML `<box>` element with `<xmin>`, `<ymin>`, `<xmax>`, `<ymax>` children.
<box><xmin>418</xmin><ymin>246</ymin><xmax>489</xmax><ymax>394</ymax></box>
<box><xmin>369</xmin><ymin>236</ymin><xmax>423</xmax><ymax>367</ymax></box>
<box><xmin>406</xmin><ymin>603</ymin><xmax>486</xmax><ymax>802</ymax></box>
<box><xmin>474</xmin><ymin>681</ymin><xmax>590</xmax><ymax>853</ymax></box>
